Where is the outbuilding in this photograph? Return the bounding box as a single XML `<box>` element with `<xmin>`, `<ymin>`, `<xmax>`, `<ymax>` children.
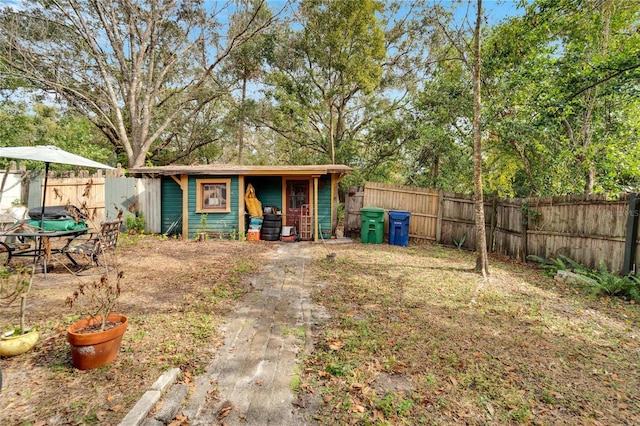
<box><xmin>128</xmin><ymin>164</ymin><xmax>352</xmax><ymax>241</ymax></box>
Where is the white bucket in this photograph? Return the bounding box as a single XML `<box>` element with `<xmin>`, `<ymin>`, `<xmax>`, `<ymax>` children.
<box><xmin>281</xmin><ymin>226</ymin><xmax>294</xmax><ymax>237</ymax></box>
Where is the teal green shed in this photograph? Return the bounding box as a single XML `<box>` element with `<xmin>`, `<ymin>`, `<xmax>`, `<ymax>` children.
<box><xmin>129</xmin><ymin>164</ymin><xmax>352</xmax><ymax>241</ymax></box>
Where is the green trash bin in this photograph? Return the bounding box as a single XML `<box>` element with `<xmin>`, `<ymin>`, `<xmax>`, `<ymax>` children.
<box><xmin>361</xmin><ymin>207</ymin><xmax>385</xmax><ymax>244</ymax></box>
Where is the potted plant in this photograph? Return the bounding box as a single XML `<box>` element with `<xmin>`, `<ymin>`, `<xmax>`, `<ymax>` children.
<box><xmin>0</xmin><ymin>264</ymin><xmax>40</xmax><ymax>357</ymax></box>
<box><xmin>65</xmin><ymin>269</ymin><xmax>127</xmax><ymax>370</ymax></box>
<box><xmin>63</xmin><ymin>204</ymin><xmax>127</xmax><ymax>370</ymax></box>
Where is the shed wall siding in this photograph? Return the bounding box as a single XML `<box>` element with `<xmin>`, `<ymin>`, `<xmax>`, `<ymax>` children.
<box><xmin>318</xmin><ymin>175</ymin><xmax>332</xmax><ymax>236</ymax></box>
<box><xmin>248</xmin><ymin>177</ymin><xmax>282</xmax><ymax>212</ymax></box>
<box><xmin>161</xmin><ymin>178</ymin><xmax>182</xmax><ymax>234</ymax></box>
<box><xmin>188</xmin><ymin>175</ymin><xmax>239</xmax><ymax>237</ymax></box>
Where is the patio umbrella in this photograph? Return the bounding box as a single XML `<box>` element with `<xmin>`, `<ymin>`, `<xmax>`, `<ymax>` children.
<box><xmin>0</xmin><ymin>145</ymin><xmax>115</xmax><ymax>228</ymax></box>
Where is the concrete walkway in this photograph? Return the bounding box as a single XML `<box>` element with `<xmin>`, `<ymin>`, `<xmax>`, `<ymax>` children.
<box><xmin>122</xmin><ymin>241</ymin><xmax>338</xmax><ymax>426</ymax></box>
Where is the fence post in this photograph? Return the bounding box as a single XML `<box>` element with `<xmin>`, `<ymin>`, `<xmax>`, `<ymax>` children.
<box><xmin>623</xmin><ymin>193</ymin><xmax>639</xmax><ymax>275</ymax></box>
<box><xmin>488</xmin><ymin>197</ymin><xmax>497</xmax><ymax>252</ymax></box>
<box><xmin>436</xmin><ymin>190</ymin><xmax>444</xmax><ymax>244</ymax></box>
<box><xmin>520</xmin><ymin>200</ymin><xmax>528</xmax><ymax>262</ymax></box>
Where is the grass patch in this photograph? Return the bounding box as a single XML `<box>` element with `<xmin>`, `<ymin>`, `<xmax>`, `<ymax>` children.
<box><xmin>298</xmin><ymin>243</ymin><xmax>640</xmax><ymax>425</ymax></box>
<box><xmin>0</xmin><ymin>236</ymin><xmax>275</xmax><ymax>425</ymax></box>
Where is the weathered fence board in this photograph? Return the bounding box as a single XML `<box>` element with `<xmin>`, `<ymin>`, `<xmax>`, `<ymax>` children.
<box><xmin>351</xmin><ymin>181</ymin><xmax>640</xmax><ymax>274</ymax></box>
<box><xmin>522</xmin><ymin>195</ymin><xmax>631</xmax><ymax>273</ymax></box>
<box><xmin>5</xmin><ymin>169</ymin><xmax>158</xmax><ymax>234</ymax></box>
<box><xmin>105</xmin><ymin>176</ymin><xmax>136</xmax><ymax>225</ymax></box>
<box><xmin>440</xmin><ymin>192</ymin><xmax>476</xmax><ymax>249</ymax></box>
<box><xmin>46</xmin><ymin>176</ymin><xmax>107</xmax><ymax>228</ymax></box>
<box><xmin>344</xmin><ymin>186</ymin><xmax>364</xmax><ymax>237</ymax></box>
<box><xmin>135</xmin><ymin>178</ymin><xmax>162</xmax><ymax>233</ymax></box>
<box><xmin>363</xmin><ymin>182</ymin><xmax>439</xmax><ymax>241</ymax></box>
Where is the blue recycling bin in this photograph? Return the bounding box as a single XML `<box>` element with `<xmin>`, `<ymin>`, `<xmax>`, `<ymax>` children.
<box><xmin>388</xmin><ymin>210</ymin><xmax>411</xmax><ymax>247</ymax></box>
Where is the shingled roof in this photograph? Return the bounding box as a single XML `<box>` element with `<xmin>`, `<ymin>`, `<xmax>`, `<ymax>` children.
<box><xmin>128</xmin><ymin>164</ymin><xmax>353</xmax><ymax>176</ymax></box>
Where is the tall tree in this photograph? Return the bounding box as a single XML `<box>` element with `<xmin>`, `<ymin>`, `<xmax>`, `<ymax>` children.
<box><xmin>0</xmin><ymin>0</ymin><xmax>284</xmax><ymax>167</ymax></box>
<box><xmin>265</xmin><ymin>0</ymin><xmax>385</xmax><ymax>164</ymax></box>
<box><xmin>262</xmin><ymin>0</ymin><xmax>422</xmax><ymax>166</ymax></box>
<box><xmin>223</xmin><ymin>0</ymin><xmax>277</xmax><ymax>165</ymax></box>
<box><xmin>404</xmin><ymin>60</ymin><xmax>475</xmax><ymax>192</ymax></box>
<box><xmin>472</xmin><ymin>0</ymin><xmax>488</xmax><ymax>276</ymax></box>
<box><xmin>482</xmin><ymin>0</ymin><xmax>640</xmax><ymax>196</ymax></box>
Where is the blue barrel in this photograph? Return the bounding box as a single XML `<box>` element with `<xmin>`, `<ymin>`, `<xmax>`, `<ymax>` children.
<box><xmin>388</xmin><ymin>210</ymin><xmax>411</xmax><ymax>247</ymax></box>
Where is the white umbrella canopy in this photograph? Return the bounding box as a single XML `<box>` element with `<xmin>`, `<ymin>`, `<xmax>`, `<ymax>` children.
<box><xmin>0</xmin><ymin>145</ymin><xmax>115</xmax><ymax>229</ymax></box>
<box><xmin>0</xmin><ymin>145</ymin><xmax>115</xmax><ymax>170</ymax></box>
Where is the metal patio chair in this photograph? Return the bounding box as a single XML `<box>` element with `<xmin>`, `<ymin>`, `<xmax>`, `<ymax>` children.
<box><xmin>63</xmin><ymin>219</ymin><xmax>122</xmax><ymax>275</ymax></box>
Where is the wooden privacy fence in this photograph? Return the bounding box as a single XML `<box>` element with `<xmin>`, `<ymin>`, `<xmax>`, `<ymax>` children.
<box><xmin>1</xmin><ymin>167</ymin><xmax>164</xmax><ymax>233</ymax></box>
<box><xmin>345</xmin><ymin>182</ymin><xmax>640</xmax><ymax>274</ymax></box>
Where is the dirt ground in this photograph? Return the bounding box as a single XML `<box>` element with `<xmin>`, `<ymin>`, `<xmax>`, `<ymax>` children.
<box><xmin>2</xmin><ymin>235</ymin><xmax>639</xmax><ymax>425</ymax></box>
<box><xmin>0</xmin><ymin>234</ymin><xmax>277</xmax><ymax>425</ymax></box>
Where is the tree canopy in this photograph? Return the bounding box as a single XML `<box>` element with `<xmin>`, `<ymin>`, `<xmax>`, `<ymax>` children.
<box><xmin>0</xmin><ymin>0</ymin><xmax>638</xmax><ymax>197</ymax></box>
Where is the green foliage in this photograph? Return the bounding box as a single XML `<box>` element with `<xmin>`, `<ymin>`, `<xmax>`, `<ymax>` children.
<box><xmin>482</xmin><ymin>0</ymin><xmax>640</xmax><ymax>196</ymax></box>
<box><xmin>581</xmin><ymin>262</ymin><xmax>640</xmax><ymax>302</ymax></box>
<box><xmin>453</xmin><ymin>232</ymin><xmax>466</xmax><ymax>250</ymax></box>
<box><xmin>0</xmin><ymin>265</ymin><xmax>34</xmax><ymax>334</ymax></box>
<box><xmin>337</xmin><ymin>202</ymin><xmax>345</xmax><ymax>226</ymax></box>
<box><xmin>521</xmin><ymin>202</ymin><xmax>542</xmax><ymax>226</ymax></box>
<box><xmin>527</xmin><ymin>254</ymin><xmax>588</xmax><ymax>277</ymax></box>
<box><xmin>529</xmin><ymin>254</ymin><xmax>640</xmax><ymax>302</ymax></box>
<box><xmin>373</xmin><ymin>392</ymin><xmax>414</xmax><ymax>418</ymax></box>
<box><xmin>0</xmin><ymin>103</ymin><xmax>111</xmax><ymax>171</ymax></box>
<box><xmin>2</xmin><ymin>0</ymin><xmax>639</xmax><ymax>197</ymax></box>
<box><xmin>125</xmin><ymin>211</ymin><xmax>145</xmax><ymax>234</ymax></box>
<box><xmin>197</xmin><ymin>213</ymin><xmax>208</xmax><ymax>238</ymax></box>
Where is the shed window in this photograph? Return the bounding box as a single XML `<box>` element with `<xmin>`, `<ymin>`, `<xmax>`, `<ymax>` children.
<box><xmin>196</xmin><ymin>179</ymin><xmax>231</xmax><ymax>213</ymax></box>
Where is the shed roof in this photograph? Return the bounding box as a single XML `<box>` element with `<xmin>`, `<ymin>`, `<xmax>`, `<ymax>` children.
<box><xmin>128</xmin><ymin>164</ymin><xmax>353</xmax><ymax>177</ymax></box>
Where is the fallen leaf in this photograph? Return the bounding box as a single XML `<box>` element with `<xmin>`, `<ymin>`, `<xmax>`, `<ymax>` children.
<box><xmin>486</xmin><ymin>402</ymin><xmax>495</xmax><ymax>416</ymax></box>
<box><xmin>218</xmin><ymin>405</ymin><xmax>233</xmax><ymax>420</ymax></box>
<box><xmin>350</xmin><ymin>383</ymin><xmax>363</xmax><ymax>393</ymax></box>
<box><xmin>449</xmin><ymin>376</ymin><xmax>458</xmax><ymax>386</ymax></box>
<box><xmin>168</xmin><ymin>414</ymin><xmax>189</xmax><ymax>426</ymax></box>
<box><xmin>374</xmin><ymin>408</ymin><xmax>385</xmax><ymax>421</ymax></box>
<box><xmin>110</xmin><ymin>404</ymin><xmax>123</xmax><ymax>412</ymax></box>
<box><xmin>106</xmin><ymin>394</ymin><xmax>115</xmax><ymax>402</ymax></box>
<box><xmin>329</xmin><ymin>338</ymin><xmax>345</xmax><ymax>350</ymax></box>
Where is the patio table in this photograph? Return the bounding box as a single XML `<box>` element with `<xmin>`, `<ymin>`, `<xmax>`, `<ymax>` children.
<box><xmin>0</xmin><ymin>224</ymin><xmax>88</xmax><ymax>273</ymax></box>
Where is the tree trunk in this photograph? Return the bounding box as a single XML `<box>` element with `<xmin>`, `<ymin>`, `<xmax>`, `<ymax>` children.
<box><xmin>473</xmin><ymin>0</ymin><xmax>489</xmax><ymax>277</ymax></box>
<box><xmin>238</xmin><ymin>76</ymin><xmax>247</xmax><ymax>165</ymax></box>
<box><xmin>329</xmin><ymin>103</ymin><xmax>336</xmax><ymax>164</ymax></box>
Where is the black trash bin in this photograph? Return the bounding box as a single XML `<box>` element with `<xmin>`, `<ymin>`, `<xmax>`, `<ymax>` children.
<box><xmin>388</xmin><ymin>210</ymin><xmax>411</xmax><ymax>247</ymax></box>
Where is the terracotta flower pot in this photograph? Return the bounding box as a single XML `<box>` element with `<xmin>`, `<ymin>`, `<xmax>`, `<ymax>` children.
<box><xmin>0</xmin><ymin>329</ymin><xmax>40</xmax><ymax>357</ymax></box>
<box><xmin>67</xmin><ymin>314</ymin><xmax>128</xmax><ymax>370</ymax></box>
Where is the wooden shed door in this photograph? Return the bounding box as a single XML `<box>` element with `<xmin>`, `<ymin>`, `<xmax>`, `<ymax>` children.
<box><xmin>285</xmin><ymin>180</ymin><xmax>309</xmax><ymax>228</ymax></box>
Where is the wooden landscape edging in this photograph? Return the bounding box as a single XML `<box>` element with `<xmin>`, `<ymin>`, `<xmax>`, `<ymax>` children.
<box><xmin>344</xmin><ymin>183</ymin><xmax>640</xmax><ymax>274</ymax></box>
